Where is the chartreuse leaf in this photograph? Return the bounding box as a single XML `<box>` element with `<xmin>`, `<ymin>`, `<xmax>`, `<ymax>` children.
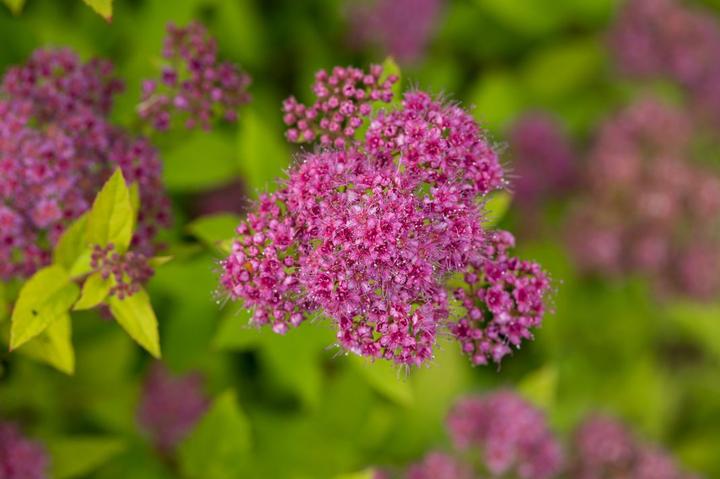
<box><xmin>381</xmin><ymin>56</ymin><xmax>402</xmax><ymax>101</ymax></box>
<box><xmin>178</xmin><ymin>391</ymin><xmax>252</xmax><ymax>479</ymax></box>
<box><xmin>187</xmin><ymin>214</ymin><xmax>242</xmax><ymax>251</ymax></box>
<box><xmin>74</xmin><ymin>272</ymin><xmax>111</xmax><ymax>311</ymax></box>
<box><xmin>164</xmin><ymin>132</ymin><xmax>238</xmax><ymax>192</ymax></box>
<box><xmin>483</xmin><ymin>191</ymin><xmax>512</xmax><ymax>227</ymax></box>
<box><xmin>82</xmin><ymin>0</ymin><xmax>112</xmax><ymax>20</ymax></box>
<box><xmin>2</xmin><ymin>0</ymin><xmax>25</xmax><ymax>15</ymax></box>
<box><xmin>18</xmin><ymin>313</ymin><xmax>75</xmax><ymax>374</ymax></box>
<box><xmin>108</xmin><ymin>288</ymin><xmax>161</xmax><ymax>358</ymax></box>
<box><xmin>10</xmin><ymin>265</ymin><xmax>80</xmax><ymax>350</ymax></box>
<box><xmin>87</xmin><ymin>169</ymin><xmax>135</xmax><ymax>253</ymax></box>
<box><xmin>666</xmin><ymin>302</ymin><xmax>720</xmax><ymax>360</ymax></box>
<box><xmin>349</xmin><ymin>355</ymin><xmax>414</xmax><ymax>406</ymax></box>
<box><xmin>48</xmin><ymin>436</ymin><xmax>125</xmax><ymax>479</ymax></box>
<box><xmin>54</xmin><ymin>213</ymin><xmax>89</xmax><ymax>271</ymax></box>
<box><xmin>518</xmin><ymin>365</ymin><xmax>558</xmax><ymax>410</ymax></box>
<box><xmin>334</xmin><ymin>471</ymin><xmax>375</xmax><ymax>479</ymax></box>
<box><xmin>237</xmin><ymin>107</ymin><xmax>289</xmax><ymax>196</ymax></box>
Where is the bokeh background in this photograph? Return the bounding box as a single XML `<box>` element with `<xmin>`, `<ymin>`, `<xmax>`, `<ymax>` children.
<box><xmin>1</xmin><ymin>0</ymin><xmax>719</xmax><ymax>477</ymax></box>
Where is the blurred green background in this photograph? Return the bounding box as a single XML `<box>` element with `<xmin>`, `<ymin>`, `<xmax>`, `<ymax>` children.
<box><xmin>1</xmin><ymin>0</ymin><xmax>719</xmax><ymax>478</ymax></box>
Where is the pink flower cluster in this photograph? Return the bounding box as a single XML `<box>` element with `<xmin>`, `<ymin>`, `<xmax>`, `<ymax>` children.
<box><xmin>139</xmin><ymin>22</ymin><xmax>251</xmax><ymax>131</ymax></box>
<box><xmin>222</xmin><ymin>72</ymin><xmax>550</xmax><ymax>367</ymax></box>
<box><xmin>347</xmin><ymin>0</ymin><xmax>444</xmax><ymax>64</ymax></box>
<box><xmin>611</xmin><ymin>0</ymin><xmax>720</xmax><ymax>126</ymax></box>
<box><xmin>90</xmin><ymin>244</ymin><xmax>154</xmax><ymax>299</ymax></box>
<box><xmin>451</xmin><ymin>231</ymin><xmax>551</xmax><ymax>365</ymax></box>
<box><xmin>282</xmin><ymin>64</ymin><xmax>397</xmax><ymax>148</ymax></box>
<box><xmin>508</xmin><ymin>113</ymin><xmax>576</xmax><ymax>208</ymax></box>
<box><xmin>0</xmin><ymin>49</ymin><xmax>170</xmax><ymax>281</ymax></box>
<box><xmin>0</xmin><ymin>422</ymin><xmax>49</xmax><ymax>479</ymax></box>
<box><xmin>567</xmin><ymin>99</ymin><xmax>720</xmax><ymax>299</ymax></box>
<box><xmin>137</xmin><ymin>364</ymin><xmax>209</xmax><ymax>452</ymax></box>
<box><xmin>572</xmin><ymin>416</ymin><xmax>699</xmax><ymax>479</ymax></box>
<box><xmin>374</xmin><ymin>392</ymin><xmax>697</xmax><ymax>479</ymax></box>
<box><xmin>447</xmin><ymin>391</ymin><xmax>563</xmax><ymax>479</ymax></box>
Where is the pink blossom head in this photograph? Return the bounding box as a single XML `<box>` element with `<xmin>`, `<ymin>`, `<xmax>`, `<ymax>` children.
<box><xmin>137</xmin><ymin>363</ymin><xmax>209</xmax><ymax>452</ymax></box>
<box><xmin>572</xmin><ymin>415</ymin><xmax>697</xmax><ymax>479</ymax></box>
<box><xmin>450</xmin><ymin>230</ymin><xmax>551</xmax><ymax>365</ymax></box>
<box><xmin>568</xmin><ymin>99</ymin><xmax>720</xmax><ymax>299</ymax></box>
<box><xmin>139</xmin><ymin>22</ymin><xmax>251</xmax><ymax>131</ymax></box>
<box><xmin>508</xmin><ymin>112</ymin><xmax>576</xmax><ymax>206</ymax></box>
<box><xmin>446</xmin><ymin>390</ymin><xmax>563</xmax><ymax>479</ymax></box>
<box><xmin>222</xmin><ymin>71</ymin><xmax>549</xmax><ymax>367</ymax></box>
<box><xmin>282</xmin><ymin>64</ymin><xmax>397</xmax><ymax>148</ymax></box>
<box><xmin>406</xmin><ymin>452</ymin><xmax>473</xmax><ymax>479</ymax></box>
<box><xmin>0</xmin><ymin>49</ymin><xmax>171</xmax><ymax>280</ymax></box>
<box><xmin>347</xmin><ymin>0</ymin><xmax>444</xmax><ymax>64</ymax></box>
<box><xmin>0</xmin><ymin>422</ymin><xmax>49</xmax><ymax>479</ymax></box>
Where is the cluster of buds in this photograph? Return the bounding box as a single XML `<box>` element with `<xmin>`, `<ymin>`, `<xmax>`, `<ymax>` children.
<box><xmin>282</xmin><ymin>64</ymin><xmax>397</xmax><ymax>148</ymax></box>
<box><xmin>571</xmin><ymin>416</ymin><xmax>699</xmax><ymax>479</ymax></box>
<box><xmin>375</xmin><ymin>392</ymin><xmax>696</xmax><ymax>479</ymax></box>
<box><xmin>347</xmin><ymin>0</ymin><xmax>444</xmax><ymax>64</ymax></box>
<box><xmin>508</xmin><ymin>113</ymin><xmax>576</xmax><ymax>210</ymax></box>
<box><xmin>611</xmin><ymin>0</ymin><xmax>720</xmax><ymax>126</ymax></box>
<box><xmin>222</xmin><ymin>65</ymin><xmax>550</xmax><ymax>367</ymax></box>
<box><xmin>137</xmin><ymin>363</ymin><xmax>209</xmax><ymax>453</ymax></box>
<box><xmin>0</xmin><ymin>48</ymin><xmax>170</xmax><ymax>281</ymax></box>
<box><xmin>567</xmin><ymin>99</ymin><xmax>720</xmax><ymax>300</ymax></box>
<box><xmin>0</xmin><ymin>422</ymin><xmax>49</xmax><ymax>479</ymax></box>
<box><xmin>138</xmin><ymin>22</ymin><xmax>251</xmax><ymax>131</ymax></box>
<box><xmin>90</xmin><ymin>244</ymin><xmax>154</xmax><ymax>299</ymax></box>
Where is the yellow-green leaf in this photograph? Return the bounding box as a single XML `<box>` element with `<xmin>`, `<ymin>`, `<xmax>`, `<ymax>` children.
<box><xmin>74</xmin><ymin>272</ymin><xmax>111</xmax><ymax>311</ymax></box>
<box><xmin>237</xmin><ymin>108</ymin><xmax>289</xmax><ymax>196</ymax></box>
<box><xmin>148</xmin><ymin>256</ymin><xmax>173</xmax><ymax>268</ymax></box>
<box><xmin>518</xmin><ymin>365</ymin><xmax>558</xmax><ymax>410</ymax></box>
<box><xmin>48</xmin><ymin>436</ymin><xmax>125</xmax><ymax>479</ymax></box>
<box><xmin>10</xmin><ymin>265</ymin><xmax>80</xmax><ymax>350</ymax></box>
<box><xmin>108</xmin><ymin>288</ymin><xmax>161</xmax><ymax>358</ymax></box>
<box><xmin>187</xmin><ymin>214</ymin><xmax>241</xmax><ymax>251</ymax></box>
<box><xmin>18</xmin><ymin>314</ymin><xmax>75</xmax><ymax>374</ymax></box>
<box><xmin>334</xmin><ymin>471</ymin><xmax>375</xmax><ymax>479</ymax></box>
<box><xmin>86</xmin><ymin>169</ymin><xmax>135</xmax><ymax>252</ymax></box>
<box><xmin>349</xmin><ymin>355</ymin><xmax>414</xmax><ymax>406</ymax></box>
<box><xmin>82</xmin><ymin>0</ymin><xmax>112</xmax><ymax>20</ymax></box>
<box><xmin>178</xmin><ymin>391</ymin><xmax>251</xmax><ymax>479</ymax></box>
<box><xmin>2</xmin><ymin>0</ymin><xmax>25</xmax><ymax>15</ymax></box>
<box><xmin>129</xmin><ymin>182</ymin><xmax>140</xmax><ymax>219</ymax></box>
<box><xmin>483</xmin><ymin>191</ymin><xmax>512</xmax><ymax>227</ymax></box>
<box><xmin>55</xmin><ymin>214</ymin><xmax>89</xmax><ymax>270</ymax></box>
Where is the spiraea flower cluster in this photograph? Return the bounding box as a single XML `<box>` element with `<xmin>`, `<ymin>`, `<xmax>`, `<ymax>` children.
<box><xmin>0</xmin><ymin>48</ymin><xmax>170</xmax><ymax>281</ymax></box>
<box><xmin>567</xmin><ymin>99</ymin><xmax>720</xmax><ymax>299</ymax></box>
<box><xmin>611</xmin><ymin>0</ymin><xmax>720</xmax><ymax>125</ymax></box>
<box><xmin>90</xmin><ymin>244</ymin><xmax>154</xmax><ymax>299</ymax></box>
<box><xmin>282</xmin><ymin>65</ymin><xmax>397</xmax><ymax>148</ymax></box>
<box><xmin>0</xmin><ymin>422</ymin><xmax>49</xmax><ymax>479</ymax></box>
<box><xmin>222</xmin><ymin>65</ymin><xmax>550</xmax><ymax>367</ymax></box>
<box><xmin>508</xmin><ymin>113</ymin><xmax>576</xmax><ymax>209</ymax></box>
<box><xmin>139</xmin><ymin>22</ymin><xmax>251</xmax><ymax>131</ymax></box>
<box><xmin>375</xmin><ymin>390</ymin><xmax>562</xmax><ymax>479</ymax></box>
<box><xmin>137</xmin><ymin>364</ymin><xmax>209</xmax><ymax>452</ymax></box>
<box><xmin>447</xmin><ymin>391</ymin><xmax>563</xmax><ymax>479</ymax></box>
<box><xmin>451</xmin><ymin>231</ymin><xmax>551</xmax><ymax>365</ymax></box>
<box><xmin>347</xmin><ymin>0</ymin><xmax>444</xmax><ymax>64</ymax></box>
<box><xmin>374</xmin><ymin>392</ymin><xmax>698</xmax><ymax>479</ymax></box>
<box><xmin>572</xmin><ymin>416</ymin><xmax>699</xmax><ymax>479</ymax></box>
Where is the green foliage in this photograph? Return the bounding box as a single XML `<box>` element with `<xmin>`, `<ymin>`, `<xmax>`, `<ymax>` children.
<box><xmin>187</xmin><ymin>213</ymin><xmax>242</xmax><ymax>252</ymax></box>
<box><xmin>74</xmin><ymin>272</ymin><xmax>112</xmax><ymax>311</ymax></box>
<box><xmin>17</xmin><ymin>313</ymin><xmax>75</xmax><ymax>374</ymax></box>
<box><xmin>178</xmin><ymin>391</ymin><xmax>252</xmax><ymax>479</ymax></box>
<box><xmin>10</xmin><ymin>265</ymin><xmax>80</xmax><ymax>350</ymax></box>
<box><xmin>237</xmin><ymin>107</ymin><xmax>290</xmax><ymax>196</ymax></box>
<box><xmin>483</xmin><ymin>191</ymin><xmax>512</xmax><ymax>227</ymax></box>
<box><xmin>86</xmin><ymin>169</ymin><xmax>135</xmax><ymax>252</ymax></box>
<box><xmin>48</xmin><ymin>436</ymin><xmax>125</xmax><ymax>479</ymax></box>
<box><xmin>163</xmin><ymin>131</ymin><xmax>239</xmax><ymax>192</ymax></box>
<box><xmin>349</xmin><ymin>356</ymin><xmax>414</xmax><ymax>407</ymax></box>
<box><xmin>82</xmin><ymin>0</ymin><xmax>112</xmax><ymax>20</ymax></box>
<box><xmin>2</xmin><ymin>0</ymin><xmax>24</xmax><ymax>15</ymax></box>
<box><xmin>108</xmin><ymin>289</ymin><xmax>161</xmax><ymax>358</ymax></box>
